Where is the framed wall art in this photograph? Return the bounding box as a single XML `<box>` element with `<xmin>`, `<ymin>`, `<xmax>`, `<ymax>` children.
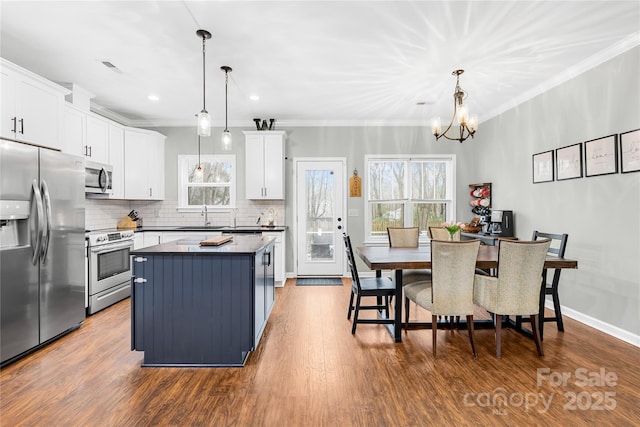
<box><xmin>555</xmin><ymin>143</ymin><xmax>582</xmax><ymax>181</ymax></box>
<box><xmin>532</xmin><ymin>150</ymin><xmax>554</xmax><ymax>183</ymax></box>
<box><xmin>584</xmin><ymin>134</ymin><xmax>617</xmax><ymax>177</ymax></box>
<box><xmin>620</xmin><ymin>129</ymin><xmax>640</xmax><ymax>173</ymax></box>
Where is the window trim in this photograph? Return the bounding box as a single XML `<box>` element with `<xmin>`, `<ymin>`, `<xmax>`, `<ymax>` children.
<box><xmin>364</xmin><ymin>154</ymin><xmax>457</xmax><ymax>244</ymax></box>
<box><xmin>177</xmin><ymin>154</ymin><xmax>236</xmax><ymax>212</ymax></box>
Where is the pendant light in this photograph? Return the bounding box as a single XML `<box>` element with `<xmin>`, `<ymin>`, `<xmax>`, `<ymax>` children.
<box><xmin>196</xmin><ymin>29</ymin><xmax>212</xmax><ymax>137</ymax></box>
<box><xmin>221</xmin><ymin>65</ymin><xmax>233</xmax><ymax>151</ymax></box>
<box><xmin>195</xmin><ymin>135</ymin><xmax>203</xmax><ymax>182</ymax></box>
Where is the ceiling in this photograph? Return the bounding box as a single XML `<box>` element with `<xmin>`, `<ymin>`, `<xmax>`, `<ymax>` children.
<box><xmin>1</xmin><ymin>1</ymin><xmax>639</xmax><ymax>128</ymax></box>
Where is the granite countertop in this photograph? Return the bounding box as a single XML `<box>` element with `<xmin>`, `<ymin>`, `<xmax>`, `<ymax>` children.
<box><xmin>131</xmin><ymin>234</ymin><xmax>275</xmax><ymax>255</ymax></box>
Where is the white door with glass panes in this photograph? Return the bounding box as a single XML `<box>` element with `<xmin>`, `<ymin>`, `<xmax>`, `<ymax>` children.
<box><xmin>295</xmin><ymin>159</ymin><xmax>346</xmax><ymax>276</ymax></box>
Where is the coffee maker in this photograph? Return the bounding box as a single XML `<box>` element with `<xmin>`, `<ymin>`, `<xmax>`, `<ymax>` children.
<box><xmin>488</xmin><ymin>210</ymin><xmax>514</xmax><ymax>237</ymax></box>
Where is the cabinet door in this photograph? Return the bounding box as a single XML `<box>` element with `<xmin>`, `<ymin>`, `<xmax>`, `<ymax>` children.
<box><xmin>86</xmin><ymin>114</ymin><xmax>109</xmax><ymax>163</ymax></box>
<box><xmin>16</xmin><ymin>77</ymin><xmax>62</xmax><ymax>149</ymax></box>
<box><xmin>0</xmin><ymin>69</ymin><xmax>17</xmax><ymax>140</ymax></box>
<box><xmin>148</xmin><ymin>134</ymin><xmax>165</xmax><ymax>200</ymax></box>
<box><xmin>124</xmin><ymin>129</ymin><xmax>151</xmax><ymax>199</ymax></box>
<box><xmin>245</xmin><ymin>134</ymin><xmax>265</xmax><ymax>199</ymax></box>
<box><xmin>263</xmin><ymin>134</ymin><xmax>284</xmax><ymax>199</ymax></box>
<box><xmin>62</xmin><ymin>105</ymin><xmax>85</xmax><ymax>156</ymax></box>
<box><xmin>109</xmin><ymin>123</ymin><xmax>125</xmax><ymax>199</ymax></box>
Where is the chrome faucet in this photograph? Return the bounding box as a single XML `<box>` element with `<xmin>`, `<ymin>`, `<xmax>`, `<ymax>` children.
<box><xmin>202</xmin><ymin>205</ymin><xmax>211</xmax><ymax>226</ymax></box>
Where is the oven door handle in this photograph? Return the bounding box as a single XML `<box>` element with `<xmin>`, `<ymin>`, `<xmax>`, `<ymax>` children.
<box><xmin>89</xmin><ymin>241</ymin><xmax>134</xmax><ymax>254</ymax></box>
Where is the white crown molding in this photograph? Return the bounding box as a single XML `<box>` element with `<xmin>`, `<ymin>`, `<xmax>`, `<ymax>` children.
<box><xmin>480</xmin><ymin>31</ymin><xmax>640</xmax><ymax>123</ymax></box>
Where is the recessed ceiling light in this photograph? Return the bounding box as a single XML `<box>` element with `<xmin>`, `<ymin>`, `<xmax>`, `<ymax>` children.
<box><xmin>249</xmin><ymin>94</ymin><xmax>260</xmax><ymax>101</ymax></box>
<box><xmin>148</xmin><ymin>95</ymin><xmax>159</xmax><ymax>101</ymax></box>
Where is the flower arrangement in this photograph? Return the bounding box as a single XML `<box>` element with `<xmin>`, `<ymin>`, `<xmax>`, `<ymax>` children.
<box><xmin>442</xmin><ymin>221</ymin><xmax>464</xmax><ymax>240</ymax></box>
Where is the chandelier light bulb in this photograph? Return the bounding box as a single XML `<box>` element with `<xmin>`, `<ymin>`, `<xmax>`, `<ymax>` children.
<box><xmin>468</xmin><ymin>115</ymin><xmax>478</xmax><ymax>133</ymax></box>
<box><xmin>431</xmin><ymin>117</ymin><xmax>442</xmax><ymax>136</ymax></box>
<box><xmin>457</xmin><ymin>103</ymin><xmax>469</xmax><ymax>126</ymax></box>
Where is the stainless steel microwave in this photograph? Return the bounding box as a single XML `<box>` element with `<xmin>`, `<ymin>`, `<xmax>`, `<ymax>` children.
<box><xmin>85</xmin><ymin>160</ymin><xmax>113</xmax><ymax>194</ymax></box>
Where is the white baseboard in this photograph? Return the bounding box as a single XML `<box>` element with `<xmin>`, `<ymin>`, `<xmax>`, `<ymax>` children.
<box><xmin>545</xmin><ymin>301</ymin><xmax>639</xmax><ymax>348</ymax></box>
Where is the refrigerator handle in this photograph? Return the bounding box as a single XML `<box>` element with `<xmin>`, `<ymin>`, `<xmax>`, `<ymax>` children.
<box><xmin>30</xmin><ymin>180</ymin><xmax>45</xmax><ymax>266</ymax></box>
<box><xmin>40</xmin><ymin>179</ymin><xmax>53</xmax><ymax>264</ymax></box>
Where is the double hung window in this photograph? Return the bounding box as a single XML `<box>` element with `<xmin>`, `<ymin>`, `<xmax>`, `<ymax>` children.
<box><xmin>365</xmin><ymin>155</ymin><xmax>456</xmax><ymax>241</ymax></box>
<box><xmin>178</xmin><ymin>155</ymin><xmax>236</xmax><ymax>210</ymax></box>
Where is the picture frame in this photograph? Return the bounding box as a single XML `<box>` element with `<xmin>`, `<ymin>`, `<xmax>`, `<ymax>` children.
<box><xmin>620</xmin><ymin>129</ymin><xmax>640</xmax><ymax>174</ymax></box>
<box><xmin>532</xmin><ymin>150</ymin><xmax>554</xmax><ymax>183</ymax></box>
<box><xmin>584</xmin><ymin>134</ymin><xmax>617</xmax><ymax>177</ymax></box>
<box><xmin>555</xmin><ymin>143</ymin><xmax>582</xmax><ymax>181</ymax></box>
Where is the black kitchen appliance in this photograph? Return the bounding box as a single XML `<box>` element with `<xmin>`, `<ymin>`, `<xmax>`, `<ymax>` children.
<box><xmin>489</xmin><ymin>210</ymin><xmax>514</xmax><ymax>237</ymax></box>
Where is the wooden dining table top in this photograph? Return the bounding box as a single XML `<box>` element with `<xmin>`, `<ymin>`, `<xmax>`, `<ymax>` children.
<box><xmin>356</xmin><ymin>244</ymin><xmax>578</xmax><ymax>271</ymax></box>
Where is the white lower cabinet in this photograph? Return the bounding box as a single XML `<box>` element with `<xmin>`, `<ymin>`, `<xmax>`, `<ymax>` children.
<box><xmin>263</xmin><ymin>231</ymin><xmax>285</xmax><ymax>286</ymax></box>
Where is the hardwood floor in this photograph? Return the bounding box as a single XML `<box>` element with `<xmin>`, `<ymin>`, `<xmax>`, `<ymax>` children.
<box><xmin>1</xmin><ymin>279</ymin><xmax>639</xmax><ymax>426</ymax></box>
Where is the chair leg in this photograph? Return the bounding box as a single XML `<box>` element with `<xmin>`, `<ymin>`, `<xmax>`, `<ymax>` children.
<box><xmin>467</xmin><ymin>314</ymin><xmax>477</xmax><ymax>358</ymax></box>
<box><xmin>531</xmin><ymin>314</ymin><xmax>544</xmax><ymax>357</ymax></box>
<box><xmin>347</xmin><ymin>290</ymin><xmax>355</xmax><ymax>320</ymax></box>
<box><xmin>552</xmin><ymin>285</ymin><xmax>564</xmax><ymax>332</ymax></box>
<box><xmin>351</xmin><ymin>295</ymin><xmax>361</xmax><ymax>334</ymax></box>
<box><xmin>384</xmin><ymin>296</ymin><xmax>390</xmax><ymax>319</ymax></box>
<box><xmin>404</xmin><ymin>297</ymin><xmax>410</xmax><ymax>329</ymax></box>
<box><xmin>495</xmin><ymin>314</ymin><xmax>502</xmax><ymax>358</ymax></box>
<box><xmin>432</xmin><ymin>315</ymin><xmax>438</xmax><ymax>358</ymax></box>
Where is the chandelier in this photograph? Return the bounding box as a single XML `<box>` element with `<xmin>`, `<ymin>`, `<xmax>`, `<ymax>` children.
<box><xmin>432</xmin><ymin>69</ymin><xmax>478</xmax><ymax>143</ymax></box>
<box><xmin>196</xmin><ymin>29</ymin><xmax>212</xmax><ymax>137</ymax></box>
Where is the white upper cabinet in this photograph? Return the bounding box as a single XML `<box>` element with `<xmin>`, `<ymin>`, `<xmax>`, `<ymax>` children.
<box><xmin>108</xmin><ymin>122</ymin><xmax>125</xmax><ymax>199</ymax></box>
<box><xmin>1</xmin><ymin>58</ymin><xmax>67</xmax><ymax>150</ymax></box>
<box><xmin>244</xmin><ymin>131</ymin><xmax>286</xmax><ymax>199</ymax></box>
<box><xmin>84</xmin><ymin>113</ymin><xmax>109</xmax><ymax>164</ymax></box>
<box><xmin>124</xmin><ymin>128</ymin><xmax>165</xmax><ymax>200</ymax></box>
<box><xmin>62</xmin><ymin>103</ymin><xmax>85</xmax><ymax>157</ymax></box>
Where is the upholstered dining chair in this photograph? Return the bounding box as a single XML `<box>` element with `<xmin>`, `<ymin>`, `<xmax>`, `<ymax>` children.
<box><xmin>428</xmin><ymin>226</ymin><xmax>460</xmax><ymax>241</ymax></box>
<box><xmin>387</xmin><ymin>227</ymin><xmax>432</xmax><ymax>306</ymax></box>
<box><xmin>343</xmin><ymin>234</ymin><xmax>396</xmax><ymax>334</ymax></box>
<box><xmin>473</xmin><ymin>238</ymin><xmax>552</xmax><ymax>358</ymax></box>
<box><xmin>403</xmin><ymin>239</ymin><xmax>481</xmax><ymax>358</ymax></box>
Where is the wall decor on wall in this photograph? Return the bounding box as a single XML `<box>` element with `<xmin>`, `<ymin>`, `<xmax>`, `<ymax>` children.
<box><xmin>584</xmin><ymin>134</ymin><xmax>618</xmax><ymax>177</ymax></box>
<box><xmin>532</xmin><ymin>150</ymin><xmax>554</xmax><ymax>183</ymax></box>
<box><xmin>619</xmin><ymin>129</ymin><xmax>640</xmax><ymax>173</ymax></box>
<box><xmin>555</xmin><ymin>143</ymin><xmax>583</xmax><ymax>181</ymax></box>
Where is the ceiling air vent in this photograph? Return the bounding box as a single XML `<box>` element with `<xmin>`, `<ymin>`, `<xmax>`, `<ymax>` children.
<box><xmin>101</xmin><ymin>60</ymin><xmax>122</xmax><ymax>74</ymax></box>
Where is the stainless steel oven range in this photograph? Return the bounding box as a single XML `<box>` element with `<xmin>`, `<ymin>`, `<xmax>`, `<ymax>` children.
<box><xmin>87</xmin><ymin>230</ymin><xmax>134</xmax><ymax>314</ymax></box>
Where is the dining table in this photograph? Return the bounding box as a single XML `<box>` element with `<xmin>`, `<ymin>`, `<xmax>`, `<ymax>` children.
<box><xmin>355</xmin><ymin>244</ymin><xmax>578</xmax><ymax>343</ymax></box>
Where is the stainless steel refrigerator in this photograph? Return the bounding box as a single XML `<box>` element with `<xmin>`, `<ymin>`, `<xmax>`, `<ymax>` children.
<box><xmin>1</xmin><ymin>138</ymin><xmax>85</xmax><ymax>365</ymax></box>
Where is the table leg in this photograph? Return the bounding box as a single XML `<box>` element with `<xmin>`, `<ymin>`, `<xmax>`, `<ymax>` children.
<box><xmin>393</xmin><ymin>269</ymin><xmax>403</xmax><ymax>342</ymax></box>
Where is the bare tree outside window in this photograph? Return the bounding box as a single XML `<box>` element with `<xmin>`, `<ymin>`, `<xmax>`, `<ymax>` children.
<box><xmin>178</xmin><ymin>155</ymin><xmax>235</xmax><ymax>209</ymax></box>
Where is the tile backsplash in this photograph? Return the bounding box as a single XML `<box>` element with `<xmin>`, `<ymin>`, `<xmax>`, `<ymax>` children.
<box><xmin>85</xmin><ymin>198</ymin><xmax>285</xmax><ymax>231</ymax></box>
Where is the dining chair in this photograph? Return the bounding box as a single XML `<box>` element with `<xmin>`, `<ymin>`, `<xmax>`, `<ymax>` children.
<box><xmin>473</xmin><ymin>238</ymin><xmax>552</xmax><ymax>358</ymax></box>
<box><xmin>403</xmin><ymin>239</ymin><xmax>481</xmax><ymax>358</ymax></box>
<box><xmin>532</xmin><ymin>230</ymin><xmax>569</xmax><ymax>338</ymax></box>
<box><xmin>387</xmin><ymin>227</ymin><xmax>432</xmax><ymax>306</ymax></box>
<box><xmin>428</xmin><ymin>226</ymin><xmax>460</xmax><ymax>241</ymax></box>
<box><xmin>343</xmin><ymin>234</ymin><xmax>396</xmax><ymax>334</ymax></box>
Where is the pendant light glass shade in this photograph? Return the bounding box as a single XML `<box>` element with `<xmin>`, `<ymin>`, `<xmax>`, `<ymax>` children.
<box><xmin>196</xmin><ymin>29</ymin><xmax>212</xmax><ymax>137</ymax></box>
<box><xmin>197</xmin><ymin>110</ymin><xmax>211</xmax><ymax>137</ymax></box>
<box><xmin>221</xmin><ymin>66</ymin><xmax>233</xmax><ymax>151</ymax></box>
<box><xmin>221</xmin><ymin>130</ymin><xmax>232</xmax><ymax>151</ymax></box>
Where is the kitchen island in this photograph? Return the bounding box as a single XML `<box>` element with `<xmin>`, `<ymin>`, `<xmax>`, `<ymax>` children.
<box><xmin>130</xmin><ymin>234</ymin><xmax>275</xmax><ymax>367</ymax></box>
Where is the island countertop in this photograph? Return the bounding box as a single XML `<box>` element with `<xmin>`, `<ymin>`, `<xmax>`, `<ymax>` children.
<box><xmin>131</xmin><ymin>233</ymin><xmax>275</xmax><ymax>256</ymax></box>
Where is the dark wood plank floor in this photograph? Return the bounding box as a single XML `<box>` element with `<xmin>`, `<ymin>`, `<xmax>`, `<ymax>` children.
<box><xmin>1</xmin><ymin>278</ymin><xmax>639</xmax><ymax>426</ymax></box>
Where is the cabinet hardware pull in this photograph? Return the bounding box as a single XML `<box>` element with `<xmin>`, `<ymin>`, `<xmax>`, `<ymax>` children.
<box><xmin>18</xmin><ymin>118</ymin><xmax>24</xmax><ymax>134</ymax></box>
<box><xmin>134</xmin><ymin>257</ymin><xmax>147</xmax><ymax>262</ymax></box>
<box><xmin>11</xmin><ymin>117</ymin><xmax>17</xmax><ymax>133</ymax></box>
<box><xmin>88</xmin><ymin>146</ymin><xmax>92</xmax><ymax>157</ymax></box>
<box><xmin>134</xmin><ymin>278</ymin><xmax>147</xmax><ymax>283</ymax></box>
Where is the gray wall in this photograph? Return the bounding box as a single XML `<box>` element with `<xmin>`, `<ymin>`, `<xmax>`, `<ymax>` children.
<box><xmin>471</xmin><ymin>46</ymin><xmax>640</xmax><ymax>336</ymax></box>
<box><xmin>152</xmin><ymin>46</ymin><xmax>639</xmax><ymax>337</ymax></box>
